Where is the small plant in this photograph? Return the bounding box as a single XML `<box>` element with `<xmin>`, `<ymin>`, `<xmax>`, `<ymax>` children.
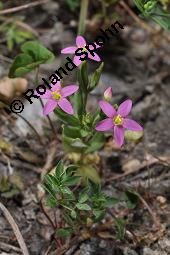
<box><xmin>134</xmin><ymin>0</ymin><xmax>170</xmax><ymax>30</ymax></box>
<box><xmin>0</xmin><ymin>18</ymin><xmax>35</xmax><ymax>51</ymax></box>
<box><xmin>44</xmin><ymin>160</ymin><xmax>125</xmax><ymax>239</ymax></box>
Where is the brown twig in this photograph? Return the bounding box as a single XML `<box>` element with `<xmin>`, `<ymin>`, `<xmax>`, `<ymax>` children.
<box><xmin>138</xmin><ymin>195</ymin><xmax>160</xmax><ymax>228</ymax></box>
<box><xmin>105</xmin><ymin>153</ymin><xmax>170</xmax><ymax>183</ymax></box>
<box><xmin>0</xmin><ymin>0</ymin><xmax>50</xmax><ymax>15</ymax></box>
<box><xmin>119</xmin><ymin>1</ymin><xmax>152</xmax><ymax>32</ymax></box>
<box><xmin>39</xmin><ymin>199</ymin><xmax>61</xmax><ymax>247</ymax></box>
<box><xmin>0</xmin><ymin>242</ymin><xmax>21</xmax><ymax>253</ymax></box>
<box><xmin>39</xmin><ymin>140</ymin><xmax>59</xmax><ymax>177</ymax></box>
<box><xmin>0</xmin><ymin>201</ymin><xmax>29</xmax><ymax>255</ymax></box>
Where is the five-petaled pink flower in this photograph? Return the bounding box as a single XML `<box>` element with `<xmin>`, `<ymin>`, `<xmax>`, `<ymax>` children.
<box><xmin>61</xmin><ymin>35</ymin><xmax>101</xmax><ymax>66</ymax></box>
<box><xmin>36</xmin><ymin>82</ymin><xmax>78</xmax><ymax>116</ymax></box>
<box><xmin>95</xmin><ymin>99</ymin><xmax>143</xmax><ymax>147</ymax></box>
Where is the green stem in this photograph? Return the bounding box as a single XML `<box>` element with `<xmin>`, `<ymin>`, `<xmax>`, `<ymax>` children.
<box><xmin>78</xmin><ymin>0</ymin><xmax>89</xmax><ymax>35</ymax></box>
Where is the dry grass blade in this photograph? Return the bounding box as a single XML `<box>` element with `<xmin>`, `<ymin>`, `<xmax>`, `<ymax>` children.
<box><xmin>0</xmin><ymin>0</ymin><xmax>50</xmax><ymax>15</ymax></box>
<box><xmin>0</xmin><ymin>201</ymin><xmax>30</xmax><ymax>255</ymax></box>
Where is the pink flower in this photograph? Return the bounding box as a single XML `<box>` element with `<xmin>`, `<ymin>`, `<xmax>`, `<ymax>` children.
<box><xmin>61</xmin><ymin>35</ymin><xmax>101</xmax><ymax>66</ymax></box>
<box><xmin>95</xmin><ymin>99</ymin><xmax>143</xmax><ymax>147</ymax></box>
<box><xmin>104</xmin><ymin>87</ymin><xmax>113</xmax><ymax>101</ymax></box>
<box><xmin>36</xmin><ymin>82</ymin><xmax>78</xmax><ymax>116</ymax></box>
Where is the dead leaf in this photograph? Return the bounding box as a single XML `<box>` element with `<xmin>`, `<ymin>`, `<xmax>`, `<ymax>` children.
<box><xmin>122</xmin><ymin>159</ymin><xmax>141</xmax><ymax>172</ymax></box>
<box><xmin>9</xmin><ymin>173</ymin><xmax>24</xmax><ymax>190</ymax></box>
<box><xmin>0</xmin><ymin>139</ymin><xmax>13</xmax><ymax>154</ymax></box>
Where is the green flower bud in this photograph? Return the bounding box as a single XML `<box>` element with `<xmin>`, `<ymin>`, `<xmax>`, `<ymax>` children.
<box><xmin>144</xmin><ymin>1</ymin><xmax>156</xmax><ymax>12</ymax></box>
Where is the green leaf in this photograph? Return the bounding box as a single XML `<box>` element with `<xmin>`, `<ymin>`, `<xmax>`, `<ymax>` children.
<box><xmin>133</xmin><ymin>0</ymin><xmax>144</xmax><ymax>12</ymax></box>
<box><xmin>43</xmin><ymin>181</ymin><xmax>56</xmax><ymax>199</ymax></box>
<box><xmin>46</xmin><ymin>196</ymin><xmax>57</xmax><ymax>207</ymax></box>
<box><xmin>9</xmin><ymin>41</ymin><xmax>54</xmax><ymax>77</ymax></box>
<box><xmin>88</xmin><ymin>62</ymin><xmax>104</xmax><ymax>91</ymax></box>
<box><xmin>71</xmin><ymin>138</ymin><xmax>87</xmax><ymax>148</ymax></box>
<box><xmin>56</xmin><ymin>228</ymin><xmax>73</xmax><ymax>238</ymax></box>
<box><xmin>63</xmin><ymin>126</ymin><xmax>81</xmax><ymax>139</ymax></box>
<box><xmin>115</xmin><ymin>218</ymin><xmax>126</xmax><ymax>240</ymax></box>
<box><xmin>125</xmin><ymin>189</ymin><xmax>139</xmax><ymax>209</ymax></box>
<box><xmin>64</xmin><ymin>176</ymin><xmax>81</xmax><ymax>186</ymax></box>
<box><xmin>80</xmin><ymin>129</ymin><xmax>90</xmax><ymax>137</ymax></box>
<box><xmin>61</xmin><ymin>186</ymin><xmax>73</xmax><ymax>195</ymax></box>
<box><xmin>63</xmin><ymin>136</ymin><xmax>86</xmax><ymax>153</ymax></box>
<box><xmin>21</xmin><ymin>41</ymin><xmax>54</xmax><ymax>63</ymax></box>
<box><xmin>79</xmin><ymin>193</ymin><xmax>89</xmax><ymax>203</ymax></box>
<box><xmin>66</xmin><ymin>165</ymin><xmax>78</xmax><ymax>176</ymax></box>
<box><xmin>93</xmin><ymin>209</ymin><xmax>105</xmax><ymax>220</ymax></box>
<box><xmin>78</xmin><ymin>61</ymin><xmax>88</xmax><ymax>93</ymax></box>
<box><xmin>46</xmin><ymin>174</ymin><xmax>60</xmax><ymax>186</ymax></box>
<box><xmin>9</xmin><ymin>54</ymin><xmax>34</xmax><ymax>77</ymax></box>
<box><xmin>74</xmin><ymin>90</ymin><xmax>84</xmax><ymax>116</ymax></box>
<box><xmin>55</xmin><ymin>160</ymin><xmax>65</xmax><ymax>179</ymax></box>
<box><xmin>86</xmin><ymin>133</ymin><xmax>105</xmax><ymax>153</ymax></box>
<box><xmin>71</xmin><ymin>210</ymin><xmax>77</xmax><ymax>219</ymax></box>
<box><xmin>55</xmin><ymin>108</ymin><xmax>80</xmax><ymax>126</ymax></box>
<box><xmin>76</xmin><ymin>203</ymin><xmax>91</xmax><ymax>211</ymax></box>
<box><xmin>104</xmin><ymin>196</ymin><xmax>120</xmax><ymax>208</ymax></box>
<box><xmin>75</xmin><ymin>61</ymin><xmax>88</xmax><ymax>116</ymax></box>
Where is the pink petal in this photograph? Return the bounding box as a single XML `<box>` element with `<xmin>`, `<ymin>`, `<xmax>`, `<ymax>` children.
<box><xmin>61</xmin><ymin>46</ymin><xmax>77</xmax><ymax>54</ymax></box>
<box><xmin>99</xmin><ymin>100</ymin><xmax>116</xmax><ymax>118</ymax></box>
<box><xmin>94</xmin><ymin>42</ymin><xmax>102</xmax><ymax>49</ymax></box>
<box><xmin>61</xmin><ymin>85</ymin><xmax>79</xmax><ymax>97</ymax></box>
<box><xmin>117</xmin><ymin>99</ymin><xmax>132</xmax><ymax>117</ymax></box>
<box><xmin>88</xmin><ymin>53</ymin><xmax>101</xmax><ymax>62</ymax></box>
<box><xmin>34</xmin><ymin>89</ymin><xmax>52</xmax><ymax>99</ymax></box>
<box><xmin>76</xmin><ymin>35</ymin><xmax>86</xmax><ymax>47</ymax></box>
<box><xmin>114</xmin><ymin>126</ymin><xmax>124</xmax><ymax>147</ymax></box>
<box><xmin>58</xmin><ymin>98</ymin><xmax>74</xmax><ymax>115</ymax></box>
<box><xmin>43</xmin><ymin>100</ymin><xmax>58</xmax><ymax>115</ymax></box>
<box><xmin>73</xmin><ymin>55</ymin><xmax>82</xmax><ymax>66</ymax></box>
<box><xmin>51</xmin><ymin>82</ymin><xmax>61</xmax><ymax>92</ymax></box>
<box><xmin>123</xmin><ymin>118</ymin><xmax>143</xmax><ymax>131</ymax></box>
<box><xmin>95</xmin><ymin>118</ymin><xmax>114</xmax><ymax>131</ymax></box>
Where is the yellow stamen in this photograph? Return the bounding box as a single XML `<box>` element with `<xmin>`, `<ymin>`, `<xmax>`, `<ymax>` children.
<box><xmin>113</xmin><ymin>115</ymin><xmax>124</xmax><ymax>126</ymax></box>
<box><xmin>51</xmin><ymin>91</ymin><xmax>61</xmax><ymax>100</ymax></box>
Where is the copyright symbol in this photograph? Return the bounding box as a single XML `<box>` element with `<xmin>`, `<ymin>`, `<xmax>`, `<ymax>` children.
<box><xmin>10</xmin><ymin>100</ymin><xmax>24</xmax><ymax>114</ymax></box>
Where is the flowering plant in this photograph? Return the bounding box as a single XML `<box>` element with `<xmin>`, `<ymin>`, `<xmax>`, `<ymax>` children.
<box><xmin>8</xmin><ymin>0</ymin><xmax>145</xmax><ymax>246</ymax></box>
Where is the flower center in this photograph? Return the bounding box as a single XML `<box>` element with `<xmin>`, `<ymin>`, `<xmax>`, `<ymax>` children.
<box><xmin>83</xmin><ymin>46</ymin><xmax>87</xmax><ymax>52</ymax></box>
<box><xmin>51</xmin><ymin>91</ymin><xmax>61</xmax><ymax>100</ymax></box>
<box><xmin>113</xmin><ymin>115</ymin><xmax>124</xmax><ymax>126</ymax></box>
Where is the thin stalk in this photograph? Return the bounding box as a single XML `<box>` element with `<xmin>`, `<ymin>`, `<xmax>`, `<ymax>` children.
<box><xmin>78</xmin><ymin>0</ymin><xmax>89</xmax><ymax>35</ymax></box>
<box><xmin>17</xmin><ymin>113</ymin><xmax>44</xmax><ymax>145</ymax></box>
<box><xmin>39</xmin><ymin>98</ymin><xmax>56</xmax><ymax>135</ymax></box>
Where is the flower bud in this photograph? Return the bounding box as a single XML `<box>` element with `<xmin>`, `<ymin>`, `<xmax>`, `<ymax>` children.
<box><xmin>104</xmin><ymin>87</ymin><xmax>112</xmax><ymax>101</ymax></box>
<box><xmin>144</xmin><ymin>0</ymin><xmax>156</xmax><ymax>12</ymax></box>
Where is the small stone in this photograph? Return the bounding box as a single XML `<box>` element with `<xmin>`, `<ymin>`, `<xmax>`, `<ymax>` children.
<box><xmin>156</xmin><ymin>196</ymin><xmax>167</xmax><ymax>205</ymax></box>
